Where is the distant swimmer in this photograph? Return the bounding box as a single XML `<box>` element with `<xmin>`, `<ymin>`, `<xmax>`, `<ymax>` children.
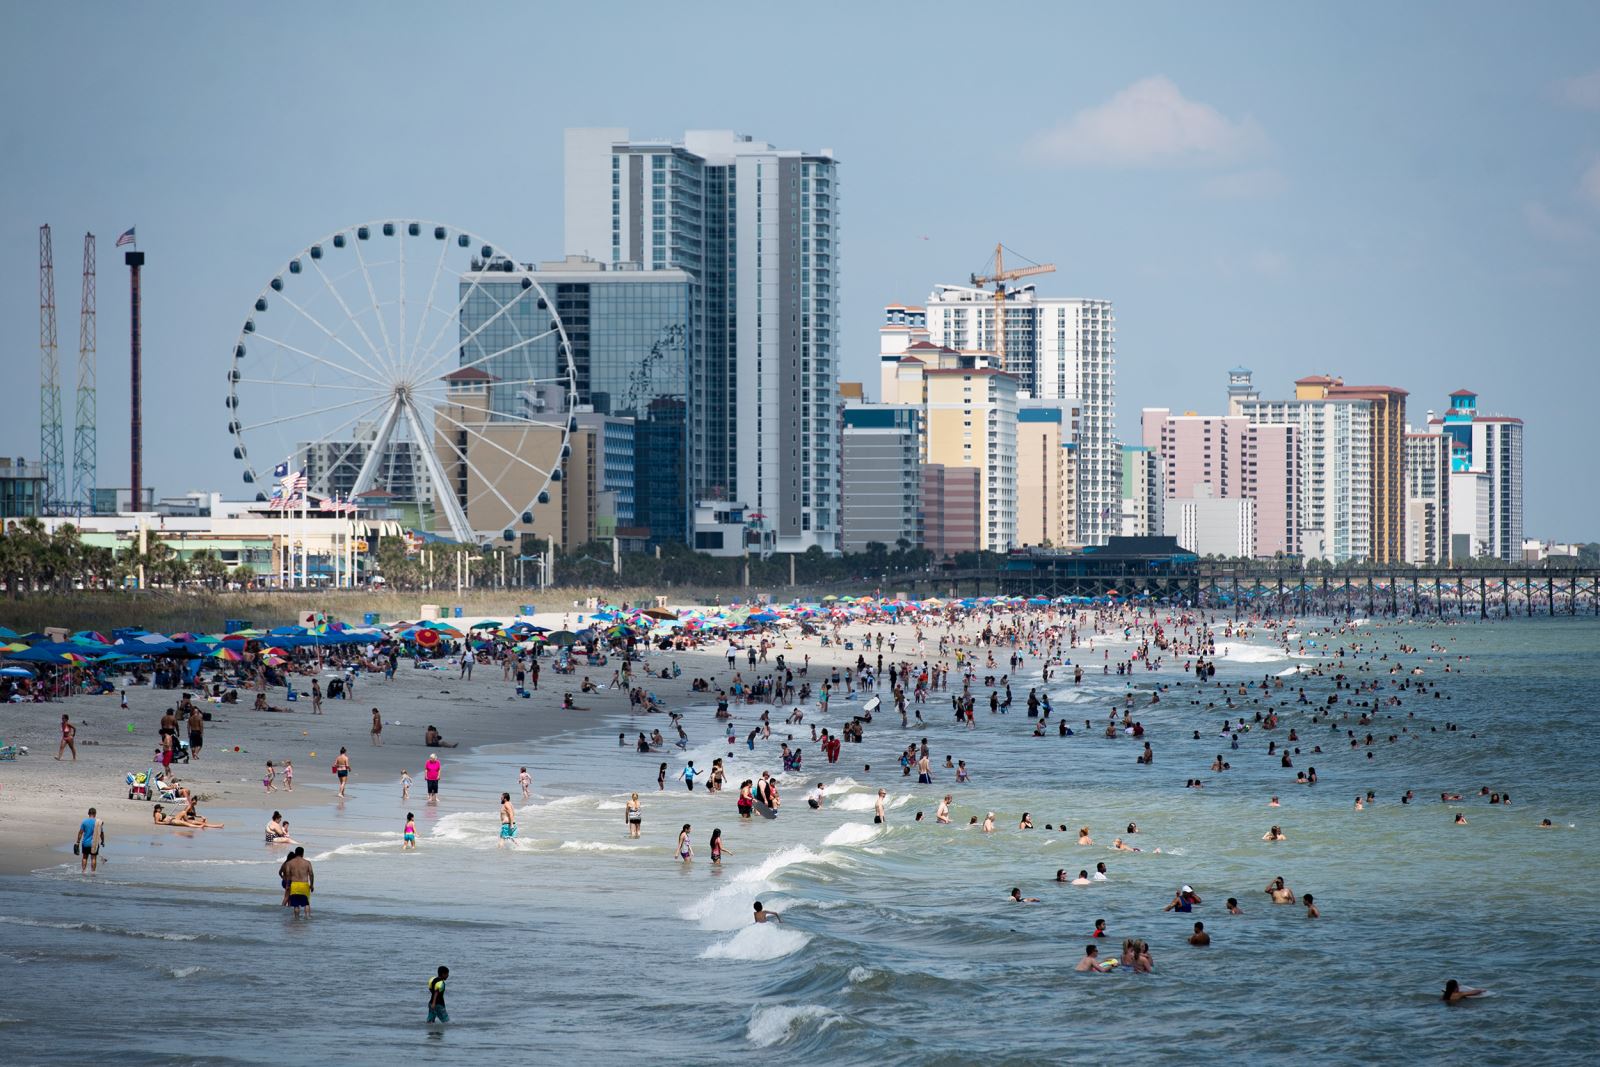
<box><xmin>1539</xmin><ymin>819</ymin><xmax>1554</xmax><ymax>828</ymax></box>
<box><xmin>1078</xmin><ymin>826</ymin><xmax>1093</xmax><ymax>846</ymax></box>
<box><xmin>936</xmin><ymin>795</ymin><xmax>951</xmax><ymax>824</ymax></box>
<box><xmin>753</xmin><ymin>901</ymin><xmax>782</xmax><ymax>924</ymax></box>
<box><xmin>982</xmin><ymin>812</ymin><xmax>996</xmax><ymax>833</ymax></box>
<box><xmin>1188</xmin><ymin>921</ymin><xmax>1211</xmax><ymax>946</ymax></box>
<box><xmin>1009</xmin><ymin>888</ymin><xmax>1041</xmax><ymax>903</ymax></box>
<box><xmin>1266</xmin><ymin>877</ymin><xmax>1296</xmax><ymax>904</ymax></box>
<box><xmin>1075</xmin><ymin>945</ymin><xmax>1110</xmax><ymax>972</ymax></box>
<box><xmin>1442</xmin><ymin>979</ymin><xmax>1485</xmax><ymax>1003</ymax></box>
<box><xmin>1226</xmin><ymin>898</ymin><xmax>1243</xmax><ymax>914</ymax></box>
<box><xmin>1071</xmin><ymin>870</ymin><xmax>1092</xmax><ymax>885</ymax></box>
<box><xmin>1303</xmin><ymin>893</ymin><xmax>1320</xmax><ymax>919</ymax></box>
<box><xmin>1263</xmin><ymin>826</ymin><xmax>1286</xmax><ymax>841</ymax></box>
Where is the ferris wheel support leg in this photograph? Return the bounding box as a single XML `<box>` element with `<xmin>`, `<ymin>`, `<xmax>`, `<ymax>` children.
<box><xmin>401</xmin><ymin>397</ymin><xmax>475</xmax><ymax>544</ymax></box>
<box><xmin>351</xmin><ymin>399</ymin><xmax>403</xmax><ymax>500</ymax></box>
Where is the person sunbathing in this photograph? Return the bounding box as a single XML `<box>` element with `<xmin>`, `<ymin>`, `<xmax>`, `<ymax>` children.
<box><xmin>424</xmin><ymin>725</ymin><xmax>459</xmax><ymax>748</ymax></box>
<box><xmin>172</xmin><ymin>798</ymin><xmax>224</xmax><ymax>828</ymax></box>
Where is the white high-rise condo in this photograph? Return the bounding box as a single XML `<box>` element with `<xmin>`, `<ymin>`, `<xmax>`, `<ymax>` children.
<box><xmin>921</xmin><ymin>284</ymin><xmax>1116</xmax><ymax>545</ymax></box>
<box><xmin>565</xmin><ymin>129</ymin><xmax>841</xmax><ymax>554</ymax></box>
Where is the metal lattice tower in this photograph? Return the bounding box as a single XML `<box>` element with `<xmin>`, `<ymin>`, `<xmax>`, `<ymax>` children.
<box><xmin>72</xmin><ymin>233</ymin><xmax>97</xmax><ymax>515</ymax></box>
<box><xmin>38</xmin><ymin>224</ymin><xmax>65</xmax><ymax>513</ymax></box>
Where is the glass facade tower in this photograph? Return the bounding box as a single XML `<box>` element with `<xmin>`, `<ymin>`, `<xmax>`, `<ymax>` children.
<box><xmin>457</xmin><ymin>259</ymin><xmax>692</xmax><ymax>543</ymax></box>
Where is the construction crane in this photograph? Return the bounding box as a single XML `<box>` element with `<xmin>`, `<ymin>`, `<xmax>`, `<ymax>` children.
<box><xmin>969</xmin><ymin>243</ymin><xmax>1054</xmax><ymax>375</ymax></box>
<box><xmin>73</xmin><ymin>233</ymin><xmax>97</xmax><ymax>516</ymax></box>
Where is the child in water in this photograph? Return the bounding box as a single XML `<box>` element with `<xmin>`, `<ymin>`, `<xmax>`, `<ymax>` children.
<box><xmin>403</xmin><ymin>813</ymin><xmax>417</xmax><ymax>850</ymax></box>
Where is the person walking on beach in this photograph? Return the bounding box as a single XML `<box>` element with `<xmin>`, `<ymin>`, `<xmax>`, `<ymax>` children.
<box><xmin>187</xmin><ymin>705</ymin><xmax>204</xmax><ymax>760</ymax></box>
<box><xmin>56</xmin><ymin>714</ymin><xmax>77</xmax><ymax>761</ymax></box>
<box><xmin>371</xmin><ymin>707</ymin><xmax>383</xmax><ymax>746</ymax></box>
<box><xmin>427</xmin><ymin>966</ymin><xmax>449</xmax><ymax>1023</ymax></box>
<box><xmin>74</xmin><ymin>807</ymin><xmax>103</xmax><ymax>872</ymax></box>
<box><xmin>311</xmin><ymin>679</ymin><xmax>323</xmax><ymax>715</ymax></box>
<box><xmin>333</xmin><ymin>748</ymin><xmax>351</xmax><ymax>798</ymax></box>
<box><xmin>460</xmin><ymin>647</ymin><xmax>475</xmax><ymax>681</ymax></box>
<box><xmin>657</xmin><ymin>762</ymin><xmax>667</xmax><ymax>792</ymax></box>
<box><xmin>424</xmin><ymin>753</ymin><xmax>442</xmax><ymax>802</ymax></box>
<box><xmin>625</xmin><ymin>792</ymin><xmax>642</xmax><ymax>838</ymax></box>
<box><xmin>499</xmin><ymin>793</ymin><xmax>517</xmax><ymax>846</ymax></box>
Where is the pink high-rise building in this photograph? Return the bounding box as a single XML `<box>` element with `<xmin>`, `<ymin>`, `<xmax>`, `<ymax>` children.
<box><xmin>1141</xmin><ymin>408</ymin><xmax>1299</xmax><ymax>557</ymax></box>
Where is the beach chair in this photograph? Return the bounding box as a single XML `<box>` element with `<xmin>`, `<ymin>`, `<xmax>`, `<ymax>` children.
<box><xmin>0</xmin><ymin>741</ymin><xmax>24</xmax><ymax>760</ymax></box>
<box><xmin>152</xmin><ymin>775</ymin><xmax>183</xmax><ymax>803</ymax></box>
<box><xmin>127</xmin><ymin>767</ymin><xmax>153</xmax><ymax>800</ymax></box>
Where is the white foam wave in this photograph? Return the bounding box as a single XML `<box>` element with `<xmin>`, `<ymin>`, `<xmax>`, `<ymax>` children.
<box><xmin>557</xmin><ymin>840</ymin><xmax>646</xmax><ymax>852</ymax></box>
<box><xmin>310</xmin><ymin>839</ymin><xmax>401</xmax><ymax>861</ymax></box>
<box><xmin>846</xmin><ymin>966</ymin><xmax>875</xmax><ymax>985</ymax></box>
<box><xmin>821</xmin><ymin>822</ymin><xmax>879</xmax><ymax>846</ymax></box>
<box><xmin>1215</xmin><ymin>643</ymin><xmax>1287</xmax><ymax>664</ymax></box>
<box><xmin>166</xmin><ymin>965</ymin><xmax>203</xmax><ymax>978</ymax></box>
<box><xmin>679</xmin><ymin>845</ymin><xmax>837</xmax><ymax>929</ymax></box>
<box><xmin>746</xmin><ymin>1003</ymin><xmax>841</xmax><ymax>1047</ymax></box>
<box><xmin>0</xmin><ymin>916</ymin><xmax>198</xmax><ymax>941</ymax></box>
<box><xmin>701</xmin><ymin>923</ymin><xmax>811</xmax><ymax>962</ymax></box>
<box><xmin>831</xmin><ymin>792</ymin><xmax>912</xmax><ymax>812</ymax></box>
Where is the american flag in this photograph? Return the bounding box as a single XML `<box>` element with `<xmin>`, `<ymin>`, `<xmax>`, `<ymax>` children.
<box><xmin>115</xmin><ymin>227</ymin><xmax>136</xmax><ymax>248</ymax></box>
<box><xmin>268</xmin><ymin>468</ymin><xmax>308</xmax><ymax>509</ymax></box>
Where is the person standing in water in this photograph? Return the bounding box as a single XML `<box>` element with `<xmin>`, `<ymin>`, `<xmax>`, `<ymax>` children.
<box><xmin>874</xmin><ymin>789</ymin><xmax>888</xmax><ymax>824</ymax></box>
<box><xmin>625</xmin><ymin>793</ymin><xmax>642</xmax><ymax>838</ymax></box>
<box><xmin>677</xmin><ymin>824</ymin><xmax>693</xmax><ymax>862</ymax></box>
<box><xmin>499</xmin><ymin>793</ymin><xmax>517</xmax><ymax>846</ymax></box>
<box><xmin>74</xmin><ymin>807</ymin><xmax>103</xmax><ymax>872</ymax></box>
<box><xmin>710</xmin><ymin>828</ymin><xmax>731</xmax><ymax>865</ymax></box>
<box><xmin>427</xmin><ymin>966</ymin><xmax>449</xmax><ymax>1023</ymax></box>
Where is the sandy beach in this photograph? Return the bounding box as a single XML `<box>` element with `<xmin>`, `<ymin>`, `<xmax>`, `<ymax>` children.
<box><xmin>0</xmin><ymin>604</ymin><xmax>905</xmax><ymax>874</ymax></box>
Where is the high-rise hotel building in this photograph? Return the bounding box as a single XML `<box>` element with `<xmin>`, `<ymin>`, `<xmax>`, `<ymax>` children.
<box><xmin>564</xmin><ymin>129</ymin><xmax>841</xmax><ymax>554</ymax></box>
<box><xmin>918</xmin><ymin>285</ymin><xmax>1117</xmax><ymax>545</ymax></box>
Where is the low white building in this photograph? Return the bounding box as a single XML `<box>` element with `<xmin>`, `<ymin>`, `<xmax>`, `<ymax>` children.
<box><xmin>1164</xmin><ymin>485</ymin><xmax>1254</xmax><ymax>558</ymax></box>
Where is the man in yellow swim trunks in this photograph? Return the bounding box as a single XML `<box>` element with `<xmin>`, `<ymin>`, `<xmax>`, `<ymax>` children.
<box><xmin>282</xmin><ymin>848</ymin><xmax>314</xmax><ymax>917</ymax></box>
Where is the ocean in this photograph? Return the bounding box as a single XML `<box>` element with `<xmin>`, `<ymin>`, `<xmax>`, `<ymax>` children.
<box><xmin>3</xmin><ymin>615</ymin><xmax>1597</xmax><ymax>1066</ymax></box>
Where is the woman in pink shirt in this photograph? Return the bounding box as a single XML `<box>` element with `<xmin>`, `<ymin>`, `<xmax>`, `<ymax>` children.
<box><xmin>424</xmin><ymin>754</ymin><xmax>442</xmax><ymax>802</ymax></box>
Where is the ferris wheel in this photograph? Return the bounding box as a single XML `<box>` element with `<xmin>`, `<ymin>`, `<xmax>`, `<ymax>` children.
<box><xmin>226</xmin><ymin>220</ymin><xmax>578</xmax><ymax>544</ymax></box>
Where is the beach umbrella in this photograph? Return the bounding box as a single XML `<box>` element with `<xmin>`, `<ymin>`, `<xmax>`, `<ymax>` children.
<box><xmin>0</xmin><ymin>665</ymin><xmax>35</xmax><ymax>677</ymax></box>
<box><xmin>0</xmin><ymin>642</ymin><xmax>26</xmax><ymax>654</ymax></box>
<box><xmin>59</xmin><ymin>652</ymin><xmax>92</xmax><ymax>664</ymax></box>
<box><xmin>415</xmin><ymin>629</ymin><xmax>441</xmax><ymax>648</ymax></box>
<box><xmin>548</xmin><ymin>630</ymin><xmax>577</xmax><ymax>647</ymax></box>
<box><xmin>423</xmin><ymin>621</ymin><xmax>463</xmax><ymax>637</ymax></box>
<box><xmin>210</xmin><ymin>647</ymin><xmax>245</xmax><ymax>662</ymax></box>
<box><xmin>641</xmin><ymin>607</ymin><xmax>676</xmax><ymax>621</ymax></box>
<box><xmin>469</xmin><ymin>620</ymin><xmax>502</xmax><ymax>630</ymax></box>
<box><xmin>0</xmin><ymin>627</ymin><xmax>14</xmax><ymax>640</ymax></box>
<box><xmin>71</xmin><ymin>630</ymin><xmax>113</xmax><ymax>645</ymax></box>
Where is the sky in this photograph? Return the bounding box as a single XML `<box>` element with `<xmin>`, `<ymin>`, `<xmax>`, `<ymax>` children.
<box><xmin>2</xmin><ymin>2</ymin><xmax>1597</xmax><ymax>539</ymax></box>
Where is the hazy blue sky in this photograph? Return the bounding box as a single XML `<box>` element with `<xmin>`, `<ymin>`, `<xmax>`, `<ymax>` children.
<box><xmin>3</xmin><ymin>2</ymin><xmax>1597</xmax><ymax>538</ymax></box>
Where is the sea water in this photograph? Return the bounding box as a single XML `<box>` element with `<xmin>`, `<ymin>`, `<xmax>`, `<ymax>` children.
<box><xmin>2</xmin><ymin>617</ymin><xmax>1597</xmax><ymax>1065</ymax></box>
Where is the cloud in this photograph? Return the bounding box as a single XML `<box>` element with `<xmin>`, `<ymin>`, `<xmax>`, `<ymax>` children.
<box><xmin>1554</xmin><ymin>69</ymin><xmax>1600</xmax><ymax>110</ymax></box>
<box><xmin>1581</xmin><ymin>161</ymin><xmax>1600</xmax><ymax>209</ymax></box>
<box><xmin>1200</xmin><ymin>168</ymin><xmax>1288</xmax><ymax>199</ymax></box>
<box><xmin>1027</xmin><ymin>76</ymin><xmax>1266</xmax><ymax>168</ymax></box>
<box><xmin>1523</xmin><ymin>201</ymin><xmax>1591</xmax><ymax>244</ymax></box>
